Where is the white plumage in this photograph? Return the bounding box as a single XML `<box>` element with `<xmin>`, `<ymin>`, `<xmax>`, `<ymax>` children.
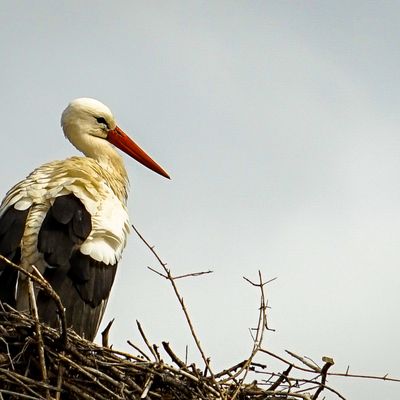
<box><xmin>1</xmin><ymin>157</ymin><xmax>131</xmax><ymax>268</ymax></box>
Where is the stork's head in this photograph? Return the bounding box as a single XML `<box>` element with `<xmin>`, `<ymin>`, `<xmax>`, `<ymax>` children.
<box><xmin>61</xmin><ymin>98</ymin><xmax>170</xmax><ymax>179</ymax></box>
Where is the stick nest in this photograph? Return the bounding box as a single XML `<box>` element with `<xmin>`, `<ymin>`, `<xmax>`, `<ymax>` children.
<box><xmin>0</xmin><ymin>306</ymin><xmax>277</xmax><ymax>400</ymax></box>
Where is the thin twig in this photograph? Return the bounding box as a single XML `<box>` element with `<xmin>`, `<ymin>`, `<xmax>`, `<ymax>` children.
<box><xmin>140</xmin><ymin>375</ymin><xmax>153</xmax><ymax>399</ymax></box>
<box><xmin>162</xmin><ymin>341</ymin><xmax>187</xmax><ymax>369</ymax></box>
<box><xmin>268</xmin><ymin>364</ymin><xmax>293</xmax><ymax>391</ymax></box>
<box><xmin>286</xmin><ymin>350</ymin><xmax>322</xmax><ymax>372</ymax></box>
<box><xmin>127</xmin><ymin>340</ymin><xmax>151</xmax><ymax>361</ymax></box>
<box><xmin>27</xmin><ymin>278</ymin><xmax>49</xmax><ymax>400</ymax></box>
<box><xmin>55</xmin><ymin>363</ymin><xmax>64</xmax><ymax>400</ymax></box>
<box><xmin>229</xmin><ymin>271</ymin><xmax>269</xmax><ymax>400</ymax></box>
<box><xmin>101</xmin><ymin>318</ymin><xmax>115</xmax><ymax>348</ymax></box>
<box><xmin>136</xmin><ymin>321</ymin><xmax>160</xmax><ymax>362</ymax></box>
<box><xmin>313</xmin><ymin>356</ymin><xmax>335</xmax><ymax>400</ymax></box>
<box><xmin>172</xmin><ymin>270</ymin><xmax>214</xmax><ymax>280</ymax></box>
<box><xmin>132</xmin><ymin>223</ymin><xmax>223</xmax><ymax>396</ymax></box>
<box><xmin>0</xmin><ymin>390</ymin><xmax>44</xmax><ymax>400</ymax></box>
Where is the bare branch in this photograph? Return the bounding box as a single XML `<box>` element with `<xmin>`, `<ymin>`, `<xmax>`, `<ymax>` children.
<box><xmin>101</xmin><ymin>319</ymin><xmax>115</xmax><ymax>348</ymax></box>
<box><xmin>162</xmin><ymin>341</ymin><xmax>187</xmax><ymax>369</ymax></box>
<box><xmin>286</xmin><ymin>350</ymin><xmax>322</xmax><ymax>372</ymax></box>
<box><xmin>132</xmin><ymin>223</ymin><xmax>223</xmax><ymax>396</ymax></box>
<box><xmin>136</xmin><ymin>321</ymin><xmax>160</xmax><ymax>362</ymax></box>
<box><xmin>313</xmin><ymin>357</ymin><xmax>335</xmax><ymax>400</ymax></box>
<box><xmin>27</xmin><ymin>279</ymin><xmax>50</xmax><ymax>400</ymax></box>
<box><xmin>173</xmin><ymin>270</ymin><xmax>213</xmax><ymax>280</ymax></box>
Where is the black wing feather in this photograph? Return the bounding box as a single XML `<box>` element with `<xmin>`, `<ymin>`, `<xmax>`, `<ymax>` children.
<box><xmin>37</xmin><ymin>194</ymin><xmax>117</xmax><ymax>341</ymax></box>
<box><xmin>69</xmin><ymin>252</ymin><xmax>117</xmax><ymax>307</ymax></box>
<box><xmin>0</xmin><ymin>207</ymin><xmax>29</xmax><ymax>255</ymax></box>
<box><xmin>52</xmin><ymin>194</ymin><xmax>79</xmax><ymax>224</ymax></box>
<box><xmin>0</xmin><ymin>207</ymin><xmax>30</xmax><ymax>306</ymax></box>
<box><xmin>71</xmin><ymin>207</ymin><xmax>91</xmax><ymax>240</ymax></box>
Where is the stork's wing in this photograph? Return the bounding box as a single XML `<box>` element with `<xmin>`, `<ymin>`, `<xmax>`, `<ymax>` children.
<box><xmin>36</xmin><ymin>194</ymin><xmax>118</xmax><ymax>341</ymax></box>
<box><xmin>0</xmin><ymin>207</ymin><xmax>30</xmax><ymax>305</ymax></box>
<box><xmin>0</xmin><ymin>193</ymin><xmax>118</xmax><ymax>341</ymax></box>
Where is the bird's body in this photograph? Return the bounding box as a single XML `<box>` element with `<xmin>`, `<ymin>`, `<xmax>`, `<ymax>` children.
<box><xmin>0</xmin><ymin>98</ymin><xmax>169</xmax><ymax>340</ymax></box>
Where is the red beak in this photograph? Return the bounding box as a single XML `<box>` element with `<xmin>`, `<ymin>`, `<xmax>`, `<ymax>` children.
<box><xmin>107</xmin><ymin>126</ymin><xmax>170</xmax><ymax>179</ymax></box>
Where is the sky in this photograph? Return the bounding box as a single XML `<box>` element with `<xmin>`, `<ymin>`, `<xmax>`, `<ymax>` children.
<box><xmin>1</xmin><ymin>1</ymin><xmax>400</xmax><ymax>398</ymax></box>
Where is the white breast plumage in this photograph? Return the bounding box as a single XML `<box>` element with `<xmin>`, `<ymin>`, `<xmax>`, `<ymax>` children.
<box><xmin>0</xmin><ymin>157</ymin><xmax>130</xmax><ymax>267</ymax></box>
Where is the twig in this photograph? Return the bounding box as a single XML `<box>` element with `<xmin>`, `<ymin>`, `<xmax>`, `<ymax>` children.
<box><xmin>329</xmin><ymin>371</ymin><xmax>400</xmax><ymax>383</ymax></box>
<box><xmin>27</xmin><ymin>278</ymin><xmax>49</xmax><ymax>400</ymax></box>
<box><xmin>127</xmin><ymin>340</ymin><xmax>151</xmax><ymax>361</ymax></box>
<box><xmin>214</xmin><ymin>360</ymin><xmax>247</xmax><ymax>379</ymax></box>
<box><xmin>261</xmin><ymin>390</ymin><xmax>312</xmax><ymax>399</ymax></box>
<box><xmin>243</xmin><ymin>276</ymin><xmax>277</xmax><ymax>286</ymax></box>
<box><xmin>0</xmin><ymin>367</ymin><xmax>50</xmax><ymax>398</ymax></box>
<box><xmin>229</xmin><ymin>271</ymin><xmax>269</xmax><ymax>400</ymax></box>
<box><xmin>162</xmin><ymin>341</ymin><xmax>187</xmax><ymax>369</ymax></box>
<box><xmin>260</xmin><ymin>348</ymin><xmax>316</xmax><ymax>373</ymax></box>
<box><xmin>0</xmin><ymin>390</ymin><xmax>44</xmax><ymax>400</ymax></box>
<box><xmin>101</xmin><ymin>319</ymin><xmax>115</xmax><ymax>348</ymax></box>
<box><xmin>286</xmin><ymin>350</ymin><xmax>321</xmax><ymax>372</ymax></box>
<box><xmin>136</xmin><ymin>321</ymin><xmax>160</xmax><ymax>362</ymax></box>
<box><xmin>161</xmin><ymin>364</ymin><xmax>221</xmax><ymax>397</ymax></box>
<box><xmin>55</xmin><ymin>363</ymin><xmax>64</xmax><ymax>400</ymax></box>
<box><xmin>0</xmin><ymin>337</ymin><xmax>14</xmax><ymax>371</ymax></box>
<box><xmin>54</xmin><ymin>351</ymin><xmax>122</xmax><ymax>399</ymax></box>
<box><xmin>313</xmin><ymin>356</ymin><xmax>334</xmax><ymax>400</ymax></box>
<box><xmin>147</xmin><ymin>266</ymin><xmax>213</xmax><ymax>280</ymax></box>
<box><xmin>132</xmin><ymin>223</ymin><xmax>223</xmax><ymax>396</ymax></box>
<box><xmin>304</xmin><ymin>355</ymin><xmax>322</xmax><ymax>371</ymax></box>
<box><xmin>172</xmin><ymin>270</ymin><xmax>213</xmax><ymax>280</ymax></box>
<box><xmin>140</xmin><ymin>375</ymin><xmax>153</xmax><ymax>399</ymax></box>
<box><xmin>268</xmin><ymin>364</ymin><xmax>293</xmax><ymax>391</ymax></box>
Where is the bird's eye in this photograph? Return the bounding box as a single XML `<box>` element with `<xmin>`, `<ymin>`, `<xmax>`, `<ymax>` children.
<box><xmin>95</xmin><ymin>117</ymin><xmax>109</xmax><ymax>128</ymax></box>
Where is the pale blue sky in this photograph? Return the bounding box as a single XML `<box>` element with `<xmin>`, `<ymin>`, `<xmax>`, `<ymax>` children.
<box><xmin>1</xmin><ymin>2</ymin><xmax>400</xmax><ymax>398</ymax></box>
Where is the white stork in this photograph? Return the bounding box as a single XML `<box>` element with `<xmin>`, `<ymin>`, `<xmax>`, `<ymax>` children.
<box><xmin>0</xmin><ymin>98</ymin><xmax>169</xmax><ymax>340</ymax></box>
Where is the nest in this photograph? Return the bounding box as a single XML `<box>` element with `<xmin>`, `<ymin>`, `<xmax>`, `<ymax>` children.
<box><xmin>0</xmin><ymin>231</ymin><xmax>346</xmax><ymax>400</ymax></box>
<box><xmin>0</xmin><ymin>304</ymin><xmax>338</xmax><ymax>400</ymax></box>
